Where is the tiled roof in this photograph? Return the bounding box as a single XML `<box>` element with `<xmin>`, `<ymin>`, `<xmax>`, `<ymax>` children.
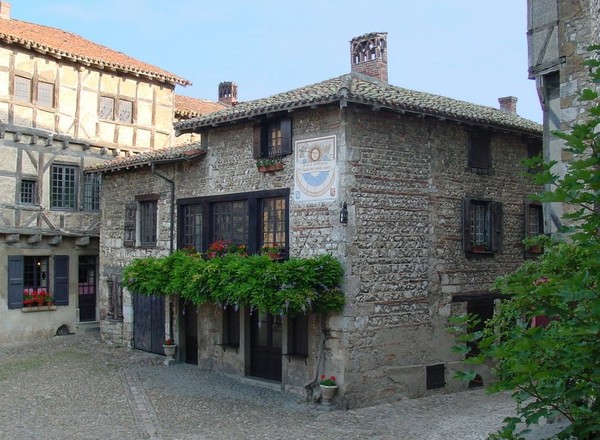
<box><xmin>175</xmin><ymin>95</ymin><xmax>227</xmax><ymax>118</ymax></box>
<box><xmin>86</xmin><ymin>145</ymin><xmax>206</xmax><ymax>173</ymax></box>
<box><xmin>0</xmin><ymin>17</ymin><xmax>190</xmax><ymax>86</ymax></box>
<box><xmin>175</xmin><ymin>73</ymin><xmax>542</xmax><ymax>136</ymax></box>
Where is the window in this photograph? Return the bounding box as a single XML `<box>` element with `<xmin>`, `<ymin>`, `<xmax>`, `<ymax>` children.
<box><xmin>468</xmin><ymin>130</ymin><xmax>492</xmax><ymax>173</ymax></box>
<box><xmin>20</xmin><ymin>179</ymin><xmax>36</xmax><ymax>205</ymax></box>
<box><xmin>178</xmin><ymin>189</ymin><xmax>289</xmax><ymax>255</ymax></box>
<box><xmin>426</xmin><ymin>364</ymin><xmax>446</xmax><ymax>390</ymax></box>
<box><xmin>139</xmin><ymin>200</ymin><xmax>158</xmax><ymax>246</ymax></box>
<box><xmin>222</xmin><ymin>306</ymin><xmax>240</xmax><ymax>348</ymax></box>
<box><xmin>287</xmin><ymin>314</ymin><xmax>309</xmax><ymax>357</ymax></box>
<box><xmin>51</xmin><ymin>164</ymin><xmax>77</xmax><ymax>209</ymax></box>
<box><xmin>14</xmin><ymin>76</ymin><xmax>32</xmax><ymax>102</ymax></box>
<box><xmin>213</xmin><ymin>200</ymin><xmax>248</xmax><ymax>245</ymax></box>
<box><xmin>118</xmin><ymin>100</ymin><xmax>133</xmax><ymax>123</ymax></box>
<box><xmin>525</xmin><ymin>202</ymin><xmax>543</xmax><ymax>237</ymax></box>
<box><xmin>181</xmin><ymin>204</ymin><xmax>203</xmax><ymax>252</ymax></box>
<box><xmin>463</xmin><ymin>198</ymin><xmax>502</xmax><ymax>254</ymax></box>
<box><xmin>100</xmin><ymin>95</ymin><xmax>134</xmax><ymax>123</ymax></box>
<box><xmin>37</xmin><ymin>82</ymin><xmax>54</xmax><ymax>107</ymax></box>
<box><xmin>253</xmin><ymin>118</ymin><xmax>292</xmax><ymax>159</ymax></box>
<box><xmin>525</xmin><ymin>201</ymin><xmax>544</xmax><ymax>255</ymax></box>
<box><xmin>99</xmin><ymin>96</ymin><xmax>114</xmax><ymax>120</ymax></box>
<box><xmin>83</xmin><ymin>172</ymin><xmax>101</xmax><ymax>211</ymax></box>
<box><xmin>124</xmin><ymin>203</ymin><xmax>137</xmax><ymax>248</ymax></box>
<box><xmin>7</xmin><ymin>255</ymin><xmax>69</xmax><ymax>309</ymax></box>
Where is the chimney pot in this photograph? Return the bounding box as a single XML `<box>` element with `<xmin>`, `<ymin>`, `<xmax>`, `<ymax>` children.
<box><xmin>218</xmin><ymin>81</ymin><xmax>237</xmax><ymax>107</ymax></box>
<box><xmin>350</xmin><ymin>32</ymin><xmax>388</xmax><ymax>83</ymax></box>
<box><xmin>498</xmin><ymin>96</ymin><xmax>518</xmax><ymax>114</ymax></box>
<box><xmin>0</xmin><ymin>2</ymin><xmax>10</xmax><ymax>20</ymax></box>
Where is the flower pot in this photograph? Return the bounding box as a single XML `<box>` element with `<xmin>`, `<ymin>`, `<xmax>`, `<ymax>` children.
<box><xmin>163</xmin><ymin>344</ymin><xmax>177</xmax><ymax>365</ymax></box>
<box><xmin>319</xmin><ymin>384</ymin><xmax>338</xmax><ymax>404</ymax></box>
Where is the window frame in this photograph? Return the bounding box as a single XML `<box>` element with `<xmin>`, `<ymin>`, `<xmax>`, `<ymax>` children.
<box><xmin>462</xmin><ymin>197</ymin><xmax>502</xmax><ymax>255</ymax></box>
<box><xmin>137</xmin><ymin>195</ymin><xmax>159</xmax><ymax>248</ymax></box>
<box><xmin>50</xmin><ymin>164</ymin><xmax>78</xmax><ymax>210</ymax></box>
<box><xmin>177</xmin><ymin>189</ymin><xmax>290</xmax><ymax>255</ymax></box>
<box><xmin>14</xmin><ymin>75</ymin><xmax>32</xmax><ymax>102</ymax></box>
<box><xmin>524</xmin><ymin>200</ymin><xmax>545</xmax><ymax>255</ymax></box>
<box><xmin>83</xmin><ymin>172</ymin><xmax>102</xmax><ymax>211</ymax></box>
<box><xmin>36</xmin><ymin>81</ymin><xmax>55</xmax><ymax>108</ymax></box>
<box><xmin>253</xmin><ymin>118</ymin><xmax>292</xmax><ymax>159</ymax></box>
<box><xmin>99</xmin><ymin>94</ymin><xmax>135</xmax><ymax>124</ymax></box>
<box><xmin>19</xmin><ymin>178</ymin><xmax>37</xmax><ymax>205</ymax></box>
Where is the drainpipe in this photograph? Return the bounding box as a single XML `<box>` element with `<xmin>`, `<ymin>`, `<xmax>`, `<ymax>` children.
<box><xmin>150</xmin><ymin>163</ymin><xmax>175</xmax><ymax>341</ymax></box>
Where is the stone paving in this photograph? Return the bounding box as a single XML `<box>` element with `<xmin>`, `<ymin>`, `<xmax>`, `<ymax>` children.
<box><xmin>0</xmin><ymin>332</ymin><xmax>564</xmax><ymax>439</ymax></box>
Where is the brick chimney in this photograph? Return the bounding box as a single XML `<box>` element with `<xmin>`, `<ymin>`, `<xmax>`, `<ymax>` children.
<box><xmin>350</xmin><ymin>32</ymin><xmax>388</xmax><ymax>83</ymax></box>
<box><xmin>498</xmin><ymin>96</ymin><xmax>518</xmax><ymax>114</ymax></box>
<box><xmin>218</xmin><ymin>81</ymin><xmax>238</xmax><ymax>106</ymax></box>
<box><xmin>0</xmin><ymin>2</ymin><xmax>11</xmax><ymax>20</ymax></box>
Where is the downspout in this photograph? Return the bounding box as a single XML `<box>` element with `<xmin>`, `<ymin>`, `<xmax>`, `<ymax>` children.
<box><xmin>151</xmin><ymin>163</ymin><xmax>175</xmax><ymax>341</ymax></box>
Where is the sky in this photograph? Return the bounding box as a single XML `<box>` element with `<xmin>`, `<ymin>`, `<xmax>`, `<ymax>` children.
<box><xmin>16</xmin><ymin>1</ymin><xmax>542</xmax><ymax>123</ymax></box>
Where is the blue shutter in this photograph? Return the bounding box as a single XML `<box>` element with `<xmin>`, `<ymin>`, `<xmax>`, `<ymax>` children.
<box><xmin>8</xmin><ymin>256</ymin><xmax>24</xmax><ymax>309</ymax></box>
<box><xmin>54</xmin><ymin>255</ymin><xmax>69</xmax><ymax>306</ymax></box>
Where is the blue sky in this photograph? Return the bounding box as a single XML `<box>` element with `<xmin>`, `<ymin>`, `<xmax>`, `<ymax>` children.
<box><xmin>17</xmin><ymin>1</ymin><xmax>542</xmax><ymax>123</ymax></box>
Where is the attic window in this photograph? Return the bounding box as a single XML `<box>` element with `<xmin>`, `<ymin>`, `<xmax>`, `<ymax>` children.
<box><xmin>14</xmin><ymin>76</ymin><xmax>32</xmax><ymax>102</ymax></box>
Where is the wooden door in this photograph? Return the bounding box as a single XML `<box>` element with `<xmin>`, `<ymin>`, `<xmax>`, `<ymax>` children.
<box><xmin>181</xmin><ymin>299</ymin><xmax>198</xmax><ymax>364</ymax></box>
<box><xmin>78</xmin><ymin>256</ymin><xmax>97</xmax><ymax>322</ymax></box>
<box><xmin>250</xmin><ymin>310</ymin><xmax>282</xmax><ymax>381</ymax></box>
<box><xmin>133</xmin><ymin>294</ymin><xmax>165</xmax><ymax>354</ymax></box>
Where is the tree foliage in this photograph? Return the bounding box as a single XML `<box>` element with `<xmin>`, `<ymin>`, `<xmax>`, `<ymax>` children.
<box><xmin>451</xmin><ymin>47</ymin><xmax>600</xmax><ymax>439</ymax></box>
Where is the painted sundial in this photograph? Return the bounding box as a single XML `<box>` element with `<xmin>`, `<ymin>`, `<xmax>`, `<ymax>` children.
<box><xmin>294</xmin><ymin>136</ymin><xmax>338</xmax><ymax>202</ymax></box>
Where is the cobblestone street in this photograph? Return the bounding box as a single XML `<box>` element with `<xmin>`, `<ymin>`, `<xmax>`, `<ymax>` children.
<box><xmin>0</xmin><ymin>333</ymin><xmax>562</xmax><ymax>439</ymax></box>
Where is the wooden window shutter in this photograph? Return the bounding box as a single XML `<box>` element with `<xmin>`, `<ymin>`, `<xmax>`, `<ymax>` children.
<box><xmin>252</xmin><ymin>124</ymin><xmax>262</xmax><ymax>159</ymax></box>
<box><xmin>124</xmin><ymin>202</ymin><xmax>137</xmax><ymax>248</ymax></box>
<box><xmin>524</xmin><ymin>200</ymin><xmax>532</xmax><ymax>238</ymax></box>
<box><xmin>53</xmin><ymin>255</ymin><xmax>69</xmax><ymax>306</ymax></box>
<box><xmin>469</xmin><ymin>132</ymin><xmax>491</xmax><ymax>169</ymax></box>
<box><xmin>491</xmin><ymin>201</ymin><xmax>503</xmax><ymax>253</ymax></box>
<box><xmin>8</xmin><ymin>256</ymin><xmax>24</xmax><ymax>309</ymax></box>
<box><xmin>462</xmin><ymin>198</ymin><xmax>473</xmax><ymax>252</ymax></box>
<box><xmin>280</xmin><ymin>118</ymin><xmax>292</xmax><ymax>155</ymax></box>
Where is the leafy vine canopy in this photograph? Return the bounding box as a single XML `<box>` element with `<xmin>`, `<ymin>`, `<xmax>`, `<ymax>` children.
<box><xmin>122</xmin><ymin>248</ymin><xmax>345</xmax><ymax>316</ymax></box>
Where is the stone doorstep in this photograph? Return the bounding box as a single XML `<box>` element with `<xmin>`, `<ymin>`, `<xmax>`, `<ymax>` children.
<box><xmin>239</xmin><ymin>376</ymin><xmax>282</xmax><ymax>392</ymax></box>
<box><xmin>76</xmin><ymin>321</ymin><xmax>101</xmax><ymax>334</ymax></box>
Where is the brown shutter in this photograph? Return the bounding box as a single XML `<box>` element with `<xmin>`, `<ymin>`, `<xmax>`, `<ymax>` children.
<box><xmin>491</xmin><ymin>201</ymin><xmax>503</xmax><ymax>253</ymax></box>
<box><xmin>124</xmin><ymin>202</ymin><xmax>136</xmax><ymax>248</ymax></box>
<box><xmin>462</xmin><ymin>198</ymin><xmax>472</xmax><ymax>252</ymax></box>
<box><xmin>524</xmin><ymin>200</ymin><xmax>531</xmax><ymax>238</ymax></box>
<box><xmin>253</xmin><ymin>124</ymin><xmax>262</xmax><ymax>159</ymax></box>
<box><xmin>280</xmin><ymin>118</ymin><xmax>292</xmax><ymax>155</ymax></box>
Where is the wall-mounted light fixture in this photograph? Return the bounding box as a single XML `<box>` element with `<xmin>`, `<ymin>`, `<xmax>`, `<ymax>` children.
<box><xmin>339</xmin><ymin>202</ymin><xmax>348</xmax><ymax>224</ymax></box>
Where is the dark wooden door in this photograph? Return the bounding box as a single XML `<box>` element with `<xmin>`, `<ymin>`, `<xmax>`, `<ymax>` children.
<box><xmin>78</xmin><ymin>256</ymin><xmax>97</xmax><ymax>321</ymax></box>
<box><xmin>133</xmin><ymin>294</ymin><xmax>165</xmax><ymax>354</ymax></box>
<box><xmin>250</xmin><ymin>311</ymin><xmax>282</xmax><ymax>381</ymax></box>
<box><xmin>181</xmin><ymin>300</ymin><xmax>198</xmax><ymax>364</ymax></box>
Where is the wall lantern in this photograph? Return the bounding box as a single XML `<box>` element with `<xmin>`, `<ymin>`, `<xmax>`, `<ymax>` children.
<box><xmin>339</xmin><ymin>202</ymin><xmax>348</xmax><ymax>224</ymax></box>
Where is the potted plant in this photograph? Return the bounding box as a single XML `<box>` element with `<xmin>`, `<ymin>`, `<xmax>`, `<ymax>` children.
<box><xmin>163</xmin><ymin>338</ymin><xmax>177</xmax><ymax>365</ymax></box>
<box><xmin>260</xmin><ymin>242</ymin><xmax>285</xmax><ymax>260</ymax></box>
<box><xmin>256</xmin><ymin>158</ymin><xmax>284</xmax><ymax>173</ymax></box>
<box><xmin>319</xmin><ymin>374</ymin><xmax>338</xmax><ymax>404</ymax></box>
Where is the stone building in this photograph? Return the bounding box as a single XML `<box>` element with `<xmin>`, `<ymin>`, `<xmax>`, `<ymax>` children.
<box><xmin>527</xmin><ymin>0</ymin><xmax>600</xmax><ymax>233</ymax></box>
<box><xmin>96</xmin><ymin>32</ymin><xmax>542</xmax><ymax>407</ymax></box>
<box><xmin>0</xmin><ymin>2</ymin><xmax>205</xmax><ymax>342</ymax></box>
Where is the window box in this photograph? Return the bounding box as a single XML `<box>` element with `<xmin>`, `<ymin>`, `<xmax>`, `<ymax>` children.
<box><xmin>256</xmin><ymin>159</ymin><xmax>284</xmax><ymax>173</ymax></box>
<box><xmin>21</xmin><ymin>305</ymin><xmax>57</xmax><ymax>312</ymax></box>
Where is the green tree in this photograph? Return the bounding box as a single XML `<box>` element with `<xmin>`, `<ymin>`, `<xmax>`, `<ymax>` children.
<box><xmin>451</xmin><ymin>48</ymin><xmax>600</xmax><ymax>439</ymax></box>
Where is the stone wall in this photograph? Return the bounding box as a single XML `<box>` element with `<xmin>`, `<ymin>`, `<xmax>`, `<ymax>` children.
<box><xmin>99</xmin><ymin>103</ymin><xmax>540</xmax><ymax>407</ymax></box>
